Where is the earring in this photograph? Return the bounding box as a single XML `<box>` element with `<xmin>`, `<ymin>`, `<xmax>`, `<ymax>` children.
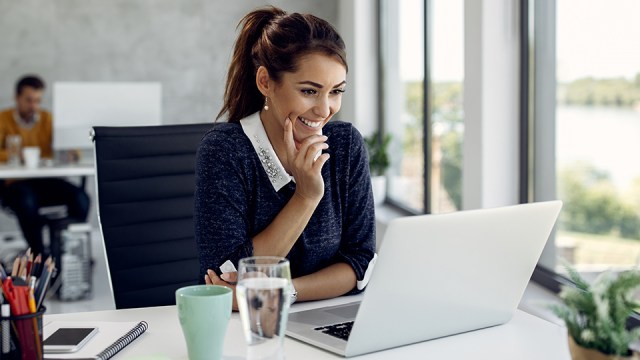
<box><xmin>263</xmin><ymin>97</ymin><xmax>269</xmax><ymax>111</ymax></box>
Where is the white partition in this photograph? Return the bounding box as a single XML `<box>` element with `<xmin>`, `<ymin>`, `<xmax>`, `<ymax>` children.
<box><xmin>53</xmin><ymin>82</ymin><xmax>162</xmax><ymax>149</ymax></box>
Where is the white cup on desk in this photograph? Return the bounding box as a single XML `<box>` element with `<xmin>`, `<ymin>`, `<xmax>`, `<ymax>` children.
<box><xmin>22</xmin><ymin>146</ymin><xmax>41</xmax><ymax>169</ymax></box>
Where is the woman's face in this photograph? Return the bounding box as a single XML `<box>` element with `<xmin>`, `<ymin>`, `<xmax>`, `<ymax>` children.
<box><xmin>266</xmin><ymin>53</ymin><xmax>347</xmax><ymax>146</ymax></box>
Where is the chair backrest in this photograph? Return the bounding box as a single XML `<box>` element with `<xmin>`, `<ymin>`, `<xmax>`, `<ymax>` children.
<box><xmin>92</xmin><ymin>123</ymin><xmax>212</xmax><ymax>309</ymax></box>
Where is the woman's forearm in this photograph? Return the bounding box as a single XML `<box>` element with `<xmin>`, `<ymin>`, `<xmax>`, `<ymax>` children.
<box><xmin>252</xmin><ymin>191</ymin><xmax>320</xmax><ymax>257</ymax></box>
<box><xmin>293</xmin><ymin>263</ymin><xmax>357</xmax><ymax>302</ymax></box>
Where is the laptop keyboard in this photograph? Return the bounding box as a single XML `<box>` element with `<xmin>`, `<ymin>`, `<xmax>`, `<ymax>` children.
<box><xmin>314</xmin><ymin>321</ymin><xmax>354</xmax><ymax>341</ymax></box>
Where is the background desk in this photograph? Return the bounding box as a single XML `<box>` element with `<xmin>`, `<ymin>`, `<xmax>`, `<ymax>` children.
<box><xmin>44</xmin><ymin>295</ymin><xmax>571</xmax><ymax>359</ymax></box>
<box><xmin>0</xmin><ymin>163</ymin><xmax>96</xmax><ymax>255</ymax></box>
<box><xmin>0</xmin><ymin>164</ymin><xmax>95</xmax><ymax>179</ymax></box>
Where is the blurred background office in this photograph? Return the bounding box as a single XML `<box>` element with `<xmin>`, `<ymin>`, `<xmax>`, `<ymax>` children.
<box><xmin>0</xmin><ymin>75</ymin><xmax>91</xmax><ymax>256</ymax></box>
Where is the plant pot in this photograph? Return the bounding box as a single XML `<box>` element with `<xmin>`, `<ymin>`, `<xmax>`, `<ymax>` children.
<box><xmin>568</xmin><ymin>335</ymin><xmax>640</xmax><ymax>360</ymax></box>
<box><xmin>370</xmin><ymin>175</ymin><xmax>386</xmax><ymax>206</ymax></box>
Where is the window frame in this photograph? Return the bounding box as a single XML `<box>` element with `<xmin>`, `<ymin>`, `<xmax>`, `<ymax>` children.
<box><xmin>377</xmin><ymin>0</ymin><xmax>445</xmax><ymax>216</ymax></box>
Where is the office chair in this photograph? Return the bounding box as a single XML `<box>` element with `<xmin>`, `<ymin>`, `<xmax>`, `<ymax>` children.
<box><xmin>92</xmin><ymin>123</ymin><xmax>212</xmax><ymax>309</ymax></box>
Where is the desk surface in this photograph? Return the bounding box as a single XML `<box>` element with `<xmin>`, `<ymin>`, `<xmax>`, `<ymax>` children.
<box><xmin>44</xmin><ymin>295</ymin><xmax>571</xmax><ymax>359</ymax></box>
<box><xmin>0</xmin><ymin>163</ymin><xmax>95</xmax><ymax>179</ymax></box>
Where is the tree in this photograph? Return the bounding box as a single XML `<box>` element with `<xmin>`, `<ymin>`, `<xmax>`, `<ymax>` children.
<box><xmin>619</xmin><ymin>204</ymin><xmax>640</xmax><ymax>239</ymax></box>
<box><xmin>559</xmin><ymin>75</ymin><xmax>640</xmax><ymax>107</ymax></box>
<box><xmin>558</xmin><ymin>164</ymin><xmax>640</xmax><ymax>240</ymax></box>
<box><xmin>440</xmin><ymin>130</ymin><xmax>462</xmax><ymax>209</ymax></box>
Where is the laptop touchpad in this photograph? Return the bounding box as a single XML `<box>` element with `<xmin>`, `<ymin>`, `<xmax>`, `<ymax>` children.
<box><xmin>324</xmin><ymin>303</ymin><xmax>360</xmax><ymax>320</ymax></box>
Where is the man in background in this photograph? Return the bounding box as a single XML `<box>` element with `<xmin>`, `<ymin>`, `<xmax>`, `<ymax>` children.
<box><xmin>0</xmin><ymin>75</ymin><xmax>89</xmax><ymax>255</ymax></box>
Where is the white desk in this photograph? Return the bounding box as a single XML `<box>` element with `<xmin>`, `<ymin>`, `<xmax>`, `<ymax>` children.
<box><xmin>0</xmin><ymin>164</ymin><xmax>95</xmax><ymax>179</ymax></box>
<box><xmin>44</xmin><ymin>295</ymin><xmax>571</xmax><ymax>359</ymax></box>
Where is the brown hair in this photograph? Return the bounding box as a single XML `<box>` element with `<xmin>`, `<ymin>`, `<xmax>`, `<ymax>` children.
<box><xmin>16</xmin><ymin>75</ymin><xmax>45</xmax><ymax>96</ymax></box>
<box><xmin>217</xmin><ymin>6</ymin><xmax>348</xmax><ymax>123</ymax></box>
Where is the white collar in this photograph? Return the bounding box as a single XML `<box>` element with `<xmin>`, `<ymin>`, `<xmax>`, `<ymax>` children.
<box><xmin>241</xmin><ymin>112</ymin><xmax>294</xmax><ymax>192</ymax></box>
<box><xmin>13</xmin><ymin>110</ymin><xmax>39</xmax><ymax>129</ymax></box>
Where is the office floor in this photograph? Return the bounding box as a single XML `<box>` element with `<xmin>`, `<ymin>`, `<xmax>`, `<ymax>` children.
<box><xmin>1</xmin><ymin>229</ymin><xmax>564</xmax><ymax>325</ymax></box>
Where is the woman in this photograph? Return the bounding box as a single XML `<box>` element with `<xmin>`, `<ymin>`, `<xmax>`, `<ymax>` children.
<box><xmin>195</xmin><ymin>6</ymin><xmax>375</xmax><ymax>308</ymax></box>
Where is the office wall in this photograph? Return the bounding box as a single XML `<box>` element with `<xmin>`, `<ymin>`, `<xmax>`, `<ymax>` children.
<box><xmin>462</xmin><ymin>0</ymin><xmax>520</xmax><ymax>210</ymax></box>
<box><xmin>336</xmin><ymin>0</ymin><xmax>378</xmax><ymax>136</ymax></box>
<box><xmin>0</xmin><ymin>0</ymin><xmax>338</xmax><ymax>124</ymax></box>
<box><xmin>0</xmin><ymin>0</ymin><xmax>339</xmax><ymax>234</ymax></box>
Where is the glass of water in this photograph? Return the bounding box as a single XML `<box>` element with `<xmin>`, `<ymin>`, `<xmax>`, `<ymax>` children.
<box><xmin>237</xmin><ymin>256</ymin><xmax>292</xmax><ymax>360</ymax></box>
<box><xmin>5</xmin><ymin>135</ymin><xmax>21</xmax><ymax>166</ymax></box>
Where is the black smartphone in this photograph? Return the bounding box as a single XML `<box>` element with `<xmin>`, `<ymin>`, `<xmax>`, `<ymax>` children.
<box><xmin>43</xmin><ymin>327</ymin><xmax>98</xmax><ymax>353</ymax></box>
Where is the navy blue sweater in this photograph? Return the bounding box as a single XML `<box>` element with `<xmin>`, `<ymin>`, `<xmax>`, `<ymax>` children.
<box><xmin>194</xmin><ymin>120</ymin><xmax>376</xmax><ymax>286</ymax></box>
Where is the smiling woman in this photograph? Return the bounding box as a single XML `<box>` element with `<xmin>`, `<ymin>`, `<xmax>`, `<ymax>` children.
<box><xmin>195</xmin><ymin>6</ymin><xmax>376</xmax><ymax>310</ymax></box>
<box><xmin>256</xmin><ymin>53</ymin><xmax>347</xmax><ymax>151</ymax></box>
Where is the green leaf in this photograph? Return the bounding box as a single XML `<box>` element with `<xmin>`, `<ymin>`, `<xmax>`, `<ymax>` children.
<box><xmin>552</xmin><ymin>263</ymin><xmax>640</xmax><ymax>355</ymax></box>
<box><xmin>364</xmin><ymin>131</ymin><xmax>392</xmax><ymax>176</ymax></box>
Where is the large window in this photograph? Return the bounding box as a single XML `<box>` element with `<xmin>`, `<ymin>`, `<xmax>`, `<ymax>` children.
<box><xmin>535</xmin><ymin>0</ymin><xmax>640</xmax><ymax>275</ymax></box>
<box><xmin>381</xmin><ymin>0</ymin><xmax>464</xmax><ymax>214</ymax></box>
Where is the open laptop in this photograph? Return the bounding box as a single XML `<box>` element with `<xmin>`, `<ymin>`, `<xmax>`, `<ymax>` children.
<box><xmin>286</xmin><ymin>200</ymin><xmax>562</xmax><ymax>357</ymax></box>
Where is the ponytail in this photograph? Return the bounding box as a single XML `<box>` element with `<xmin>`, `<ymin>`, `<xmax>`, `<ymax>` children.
<box><xmin>217</xmin><ymin>6</ymin><xmax>347</xmax><ymax>123</ymax></box>
<box><xmin>217</xmin><ymin>7</ymin><xmax>285</xmax><ymax>122</ymax></box>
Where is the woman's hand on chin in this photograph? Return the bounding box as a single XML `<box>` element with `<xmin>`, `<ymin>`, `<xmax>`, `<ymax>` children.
<box><xmin>283</xmin><ymin>117</ymin><xmax>330</xmax><ymax>202</ymax></box>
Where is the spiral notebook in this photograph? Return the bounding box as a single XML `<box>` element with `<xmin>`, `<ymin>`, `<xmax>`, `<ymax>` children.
<box><xmin>43</xmin><ymin>321</ymin><xmax>148</xmax><ymax>360</ymax></box>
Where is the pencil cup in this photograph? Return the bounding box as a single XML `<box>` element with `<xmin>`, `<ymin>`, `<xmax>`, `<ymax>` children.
<box><xmin>176</xmin><ymin>285</ymin><xmax>232</xmax><ymax>360</ymax></box>
<box><xmin>0</xmin><ymin>306</ymin><xmax>45</xmax><ymax>360</ymax></box>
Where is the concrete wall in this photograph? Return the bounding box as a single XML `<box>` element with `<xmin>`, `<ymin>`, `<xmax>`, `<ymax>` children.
<box><xmin>0</xmin><ymin>0</ymin><xmax>339</xmax><ymax>234</ymax></box>
<box><xmin>0</xmin><ymin>0</ymin><xmax>338</xmax><ymax>123</ymax></box>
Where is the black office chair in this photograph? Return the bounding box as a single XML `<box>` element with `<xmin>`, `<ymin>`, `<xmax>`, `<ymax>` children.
<box><xmin>92</xmin><ymin>123</ymin><xmax>212</xmax><ymax>309</ymax></box>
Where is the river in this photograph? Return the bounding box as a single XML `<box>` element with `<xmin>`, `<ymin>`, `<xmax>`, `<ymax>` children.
<box><xmin>557</xmin><ymin>105</ymin><xmax>640</xmax><ymax>190</ymax></box>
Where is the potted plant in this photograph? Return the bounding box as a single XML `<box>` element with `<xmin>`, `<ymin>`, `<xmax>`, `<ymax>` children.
<box><xmin>364</xmin><ymin>131</ymin><xmax>391</xmax><ymax>205</ymax></box>
<box><xmin>550</xmin><ymin>264</ymin><xmax>640</xmax><ymax>360</ymax></box>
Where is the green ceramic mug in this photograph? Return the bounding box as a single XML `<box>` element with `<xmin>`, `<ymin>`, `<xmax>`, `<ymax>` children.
<box><xmin>176</xmin><ymin>285</ymin><xmax>232</xmax><ymax>360</ymax></box>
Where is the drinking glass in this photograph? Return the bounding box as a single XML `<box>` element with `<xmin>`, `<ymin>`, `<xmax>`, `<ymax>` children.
<box><xmin>6</xmin><ymin>135</ymin><xmax>21</xmax><ymax>166</ymax></box>
<box><xmin>236</xmin><ymin>256</ymin><xmax>293</xmax><ymax>360</ymax></box>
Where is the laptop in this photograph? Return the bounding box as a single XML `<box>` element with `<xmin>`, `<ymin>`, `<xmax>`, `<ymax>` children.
<box><xmin>286</xmin><ymin>200</ymin><xmax>562</xmax><ymax>357</ymax></box>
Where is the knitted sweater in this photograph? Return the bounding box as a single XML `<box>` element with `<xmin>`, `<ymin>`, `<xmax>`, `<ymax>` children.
<box><xmin>195</xmin><ymin>118</ymin><xmax>376</xmax><ymax>288</ymax></box>
<box><xmin>0</xmin><ymin>108</ymin><xmax>53</xmax><ymax>162</ymax></box>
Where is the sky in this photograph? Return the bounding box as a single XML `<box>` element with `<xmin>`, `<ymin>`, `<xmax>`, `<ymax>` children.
<box><xmin>399</xmin><ymin>0</ymin><xmax>464</xmax><ymax>83</ymax></box>
<box><xmin>557</xmin><ymin>0</ymin><xmax>640</xmax><ymax>82</ymax></box>
<box><xmin>398</xmin><ymin>0</ymin><xmax>640</xmax><ymax>83</ymax></box>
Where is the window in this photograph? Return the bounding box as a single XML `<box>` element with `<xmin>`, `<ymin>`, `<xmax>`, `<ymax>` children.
<box><xmin>380</xmin><ymin>0</ymin><xmax>464</xmax><ymax>214</ymax></box>
<box><xmin>533</xmin><ymin>0</ymin><xmax>640</xmax><ymax>274</ymax></box>
<box><xmin>429</xmin><ymin>0</ymin><xmax>464</xmax><ymax>213</ymax></box>
<box><xmin>381</xmin><ymin>0</ymin><xmax>425</xmax><ymax>213</ymax></box>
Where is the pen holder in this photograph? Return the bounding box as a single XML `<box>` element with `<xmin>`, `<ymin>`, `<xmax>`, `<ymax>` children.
<box><xmin>0</xmin><ymin>306</ymin><xmax>46</xmax><ymax>360</ymax></box>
